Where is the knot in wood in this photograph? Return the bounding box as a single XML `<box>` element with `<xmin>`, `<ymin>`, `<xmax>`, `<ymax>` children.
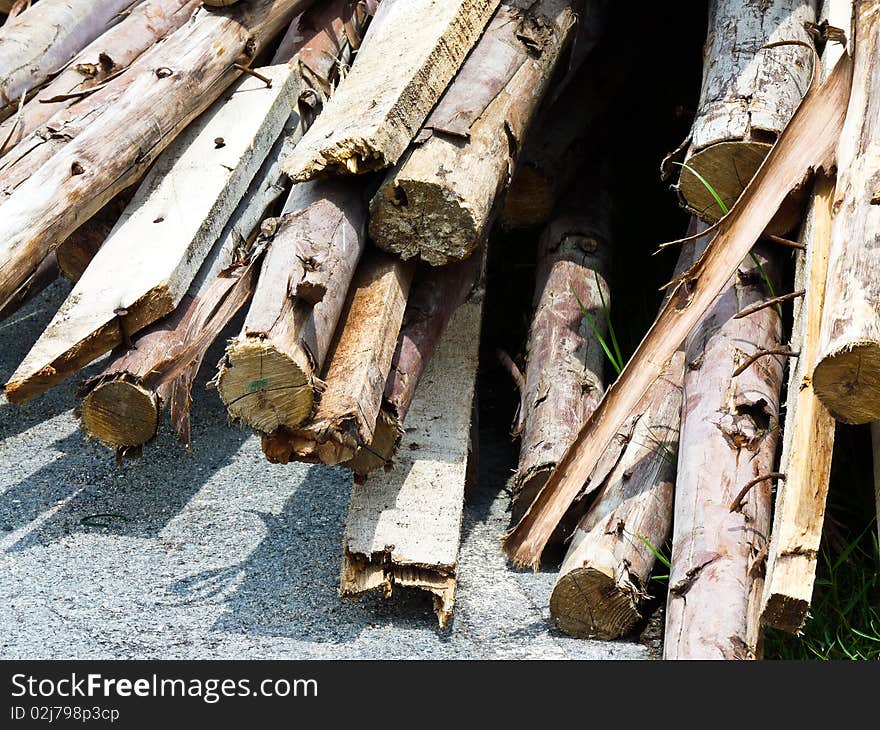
<box><xmin>155</xmin><ymin>67</ymin><xmax>173</xmax><ymax>78</ymax></box>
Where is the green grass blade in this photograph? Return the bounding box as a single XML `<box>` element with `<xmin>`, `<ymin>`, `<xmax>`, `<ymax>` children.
<box><xmin>637</xmin><ymin>534</ymin><xmax>671</xmax><ymax>569</ymax></box>
<box><xmin>572</xmin><ymin>286</ymin><xmax>622</xmax><ymax>375</ymax></box>
<box><xmin>672</xmin><ymin>161</ymin><xmax>729</xmax><ymax>216</ymax></box>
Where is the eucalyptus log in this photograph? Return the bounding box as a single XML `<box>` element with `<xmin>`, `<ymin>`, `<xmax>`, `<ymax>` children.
<box><xmin>664</xmin><ymin>244</ymin><xmax>783</xmax><ymax>660</ymax></box>
<box><xmin>0</xmin><ymin>0</ymin><xmax>200</xmax><ymax>155</ymax></box>
<box><xmin>282</xmin><ymin>0</ymin><xmax>499</xmax><ymax>181</ymax></box>
<box><xmin>813</xmin><ymin>1</ymin><xmax>880</xmax><ymax>424</ymax></box>
<box><xmin>0</xmin><ymin>0</ymin><xmax>314</xmax><ymax>316</ymax></box>
<box><xmin>0</xmin><ymin>0</ymin><xmax>135</xmax><ymax>113</ymax></box>
<box><xmin>344</xmin><ymin>252</ymin><xmax>482</xmax><ymax>477</ymax></box>
<box><xmin>510</xmin><ymin>192</ymin><xmax>611</xmax><ymax>520</ymax></box>
<box><xmin>340</xmin><ymin>288</ymin><xmax>484</xmax><ymax>628</ymax></box>
<box><xmin>0</xmin><ymin>254</ymin><xmax>58</xmax><ymax>322</ymax></box>
<box><xmin>674</xmin><ymin>0</ymin><xmax>816</xmax><ymax>233</ymax></box>
<box><xmin>217</xmin><ymin>180</ymin><xmax>367</xmax><ymax>433</ymax></box>
<box><xmin>262</xmin><ymin>251</ymin><xmax>414</xmax><ymax>465</ymax></box>
<box><xmin>503</xmin><ymin>43</ymin><xmax>852</xmax><ymax>571</ymax></box>
<box><xmin>369</xmin><ymin>0</ymin><xmax>580</xmax><ymax>265</ymax></box>
<box><xmin>548</xmin><ymin>226</ymin><xmax>705</xmax><ymax>640</ymax></box>
<box><xmin>5</xmin><ymin>65</ymin><xmax>298</xmax><ymax>404</ymax></box>
<box><xmin>760</xmin><ymin>0</ymin><xmax>850</xmax><ymax>632</ymax></box>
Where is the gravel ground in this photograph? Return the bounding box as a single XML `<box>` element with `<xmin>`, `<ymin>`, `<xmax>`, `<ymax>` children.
<box><xmin>0</xmin><ymin>281</ymin><xmax>650</xmax><ymax>660</ymax></box>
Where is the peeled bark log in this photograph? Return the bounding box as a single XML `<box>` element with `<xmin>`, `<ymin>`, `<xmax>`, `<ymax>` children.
<box><xmin>0</xmin><ymin>0</ymin><xmax>200</xmax><ymax>155</ymax></box>
<box><xmin>217</xmin><ymin>179</ymin><xmax>367</xmax><ymax>434</ymax></box>
<box><xmin>0</xmin><ymin>0</ymin><xmax>135</xmax><ymax>113</ymax></box>
<box><xmin>283</xmin><ymin>0</ymin><xmax>499</xmax><ymax>181</ymax></box>
<box><xmin>0</xmin><ymin>0</ymin><xmax>314</xmax><ymax>316</ymax></box>
<box><xmin>342</xmin><ymin>252</ymin><xmax>483</xmax><ymax>477</ymax></box>
<box><xmin>674</xmin><ymin>0</ymin><xmax>816</xmax><ymax>234</ymax></box>
<box><xmin>664</xmin><ymin>244</ymin><xmax>783</xmax><ymax>660</ymax></box>
<box><xmin>813</xmin><ymin>1</ymin><xmax>880</xmax><ymax>424</ymax></box>
<box><xmin>5</xmin><ymin>65</ymin><xmax>298</xmax><ymax>404</ymax></box>
<box><xmin>262</xmin><ymin>251</ymin><xmax>414</xmax><ymax>465</ymax></box>
<box><xmin>0</xmin><ymin>253</ymin><xmax>58</xmax><ymax>322</ymax></box>
<box><xmin>510</xmin><ymin>191</ymin><xmax>611</xmax><ymax>520</ymax></box>
<box><xmin>548</xmin><ymin>226</ymin><xmax>705</xmax><ymax>640</ymax></box>
<box><xmin>369</xmin><ymin>0</ymin><xmax>580</xmax><ymax>265</ymax></box>
<box><xmin>340</xmin><ymin>288</ymin><xmax>484</xmax><ymax>628</ymax></box>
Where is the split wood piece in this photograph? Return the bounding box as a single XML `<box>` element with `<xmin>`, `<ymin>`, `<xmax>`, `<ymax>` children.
<box><xmin>510</xmin><ymin>192</ymin><xmax>611</xmax><ymax>521</ymax></box>
<box><xmin>217</xmin><ymin>179</ymin><xmax>367</xmax><ymax>434</ymax></box>
<box><xmin>262</xmin><ymin>251</ymin><xmax>415</xmax><ymax>465</ymax></box>
<box><xmin>0</xmin><ymin>0</ymin><xmax>135</xmax><ymax>113</ymax></box>
<box><xmin>282</xmin><ymin>0</ymin><xmax>499</xmax><ymax>181</ymax></box>
<box><xmin>0</xmin><ymin>0</ymin><xmax>200</xmax><ymax>155</ymax></box>
<box><xmin>503</xmin><ymin>52</ymin><xmax>853</xmax><ymax>569</ymax></box>
<box><xmin>368</xmin><ymin>0</ymin><xmax>579</xmax><ymax>265</ymax></box>
<box><xmin>55</xmin><ymin>188</ymin><xmax>134</xmax><ymax>282</ymax></box>
<box><xmin>343</xmin><ymin>251</ymin><xmax>483</xmax><ymax>477</ymax></box>
<box><xmin>548</xmin><ymin>225</ymin><xmax>706</xmax><ymax>640</ymax></box>
<box><xmin>340</xmin><ymin>290</ymin><xmax>484</xmax><ymax>628</ymax></box>
<box><xmin>5</xmin><ymin>65</ymin><xmax>298</xmax><ymax>404</ymax></box>
<box><xmin>675</xmin><ymin>0</ymin><xmax>816</xmax><ymax>234</ymax></box>
<box><xmin>813</xmin><ymin>1</ymin><xmax>880</xmax><ymax>424</ymax></box>
<box><xmin>0</xmin><ymin>0</ymin><xmax>314</xmax><ymax>316</ymax></box>
<box><xmin>760</xmin><ymin>0</ymin><xmax>852</xmax><ymax>631</ymax></box>
<box><xmin>664</xmin><ymin>244</ymin><xmax>784</xmax><ymax>660</ymax></box>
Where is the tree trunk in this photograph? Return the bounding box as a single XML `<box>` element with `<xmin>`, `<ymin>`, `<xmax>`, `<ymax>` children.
<box><xmin>282</xmin><ymin>0</ymin><xmax>498</xmax><ymax>182</ymax></box>
<box><xmin>503</xmin><ymin>31</ymin><xmax>852</xmax><ymax>571</ymax></box>
<box><xmin>217</xmin><ymin>179</ymin><xmax>367</xmax><ymax>433</ymax></box>
<box><xmin>0</xmin><ymin>0</ymin><xmax>136</xmax><ymax>113</ymax></box>
<box><xmin>548</xmin><ymin>225</ymin><xmax>705</xmax><ymax>640</ymax></box>
<box><xmin>341</xmin><ymin>286</ymin><xmax>484</xmax><ymax>628</ymax></box>
<box><xmin>344</xmin><ymin>251</ymin><xmax>482</xmax><ymax>477</ymax></box>
<box><xmin>0</xmin><ymin>0</ymin><xmax>313</xmax><ymax>315</ymax></box>
<box><xmin>813</xmin><ymin>1</ymin><xmax>880</xmax><ymax>424</ymax></box>
<box><xmin>675</xmin><ymin>0</ymin><xmax>816</xmax><ymax>234</ymax></box>
<box><xmin>5</xmin><ymin>65</ymin><xmax>298</xmax><ymax>404</ymax></box>
<box><xmin>0</xmin><ymin>0</ymin><xmax>200</xmax><ymax>155</ymax></box>
<box><xmin>368</xmin><ymin>0</ymin><xmax>580</xmax><ymax>265</ymax></box>
<box><xmin>664</xmin><ymin>244</ymin><xmax>783</xmax><ymax>660</ymax></box>
<box><xmin>510</xmin><ymin>190</ymin><xmax>611</xmax><ymax>521</ymax></box>
<box><xmin>760</xmin><ymin>0</ymin><xmax>850</xmax><ymax>632</ymax></box>
<box><xmin>261</xmin><ymin>251</ymin><xmax>415</xmax><ymax>465</ymax></box>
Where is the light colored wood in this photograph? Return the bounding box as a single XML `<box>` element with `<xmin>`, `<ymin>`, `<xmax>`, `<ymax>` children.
<box><xmin>813</xmin><ymin>1</ymin><xmax>880</xmax><ymax>424</ymax></box>
<box><xmin>504</xmin><ymin>54</ymin><xmax>853</xmax><ymax>569</ymax></box>
<box><xmin>0</xmin><ymin>0</ymin><xmax>312</xmax><ymax>317</ymax></box>
<box><xmin>262</xmin><ymin>252</ymin><xmax>414</xmax><ymax>465</ymax></box>
<box><xmin>677</xmin><ymin>0</ymin><xmax>816</xmax><ymax>233</ymax></box>
<box><xmin>343</xmin><ymin>252</ymin><xmax>482</xmax><ymax>476</ymax></box>
<box><xmin>0</xmin><ymin>0</ymin><xmax>200</xmax><ymax>155</ymax></box>
<box><xmin>548</xmin><ymin>231</ymin><xmax>703</xmax><ymax>640</ymax></box>
<box><xmin>282</xmin><ymin>0</ymin><xmax>499</xmax><ymax>182</ymax></box>
<box><xmin>341</xmin><ymin>290</ymin><xmax>484</xmax><ymax>628</ymax></box>
<box><xmin>0</xmin><ymin>0</ymin><xmax>134</xmax><ymax>111</ymax></box>
<box><xmin>217</xmin><ymin>180</ymin><xmax>367</xmax><ymax>433</ymax></box>
<box><xmin>5</xmin><ymin>65</ymin><xmax>297</xmax><ymax>404</ymax></box>
<box><xmin>511</xmin><ymin>192</ymin><xmax>610</xmax><ymax>520</ymax></box>
<box><xmin>369</xmin><ymin>0</ymin><xmax>577</xmax><ymax>265</ymax></box>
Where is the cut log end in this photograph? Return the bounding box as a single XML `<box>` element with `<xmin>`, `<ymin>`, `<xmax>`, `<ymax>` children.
<box><xmin>813</xmin><ymin>343</ymin><xmax>880</xmax><ymax>424</ymax></box>
<box><xmin>500</xmin><ymin>164</ymin><xmax>556</xmax><ymax>229</ymax></box>
<box><xmin>286</xmin><ymin>142</ymin><xmax>386</xmax><ymax>183</ymax></box>
<box><xmin>344</xmin><ymin>409</ymin><xmax>404</xmax><ymax>476</ymax></box>
<box><xmin>549</xmin><ymin>566</ymin><xmax>641</xmax><ymax>640</ymax></box>
<box><xmin>370</xmin><ymin>179</ymin><xmax>478</xmax><ymax>266</ymax></box>
<box><xmin>261</xmin><ymin>425</ymin><xmax>356</xmax><ymax>466</ymax></box>
<box><xmin>760</xmin><ymin>592</ymin><xmax>809</xmax><ymax>633</ymax></box>
<box><xmin>510</xmin><ymin>467</ymin><xmax>550</xmax><ymax>524</ymax></box>
<box><xmin>80</xmin><ymin>379</ymin><xmax>159</xmax><ymax>449</ymax></box>
<box><xmin>217</xmin><ymin>339</ymin><xmax>313</xmax><ymax>432</ymax></box>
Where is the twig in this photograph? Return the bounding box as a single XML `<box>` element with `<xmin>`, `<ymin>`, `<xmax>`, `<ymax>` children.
<box><xmin>496</xmin><ymin>349</ymin><xmax>524</xmax><ymax>394</ymax></box>
<box><xmin>763</xmin><ymin>233</ymin><xmax>806</xmax><ymax>251</ymax></box>
<box><xmin>732</xmin><ymin>348</ymin><xmax>798</xmax><ymax>377</ymax></box>
<box><xmin>233</xmin><ymin>63</ymin><xmax>273</xmax><ymax>87</ymax></box>
<box><xmin>729</xmin><ymin>472</ymin><xmax>785</xmax><ymax>513</ymax></box>
<box><xmin>734</xmin><ymin>290</ymin><xmax>805</xmax><ymax>319</ymax></box>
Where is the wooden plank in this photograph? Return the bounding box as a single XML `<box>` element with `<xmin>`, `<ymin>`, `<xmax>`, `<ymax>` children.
<box><xmin>340</xmin><ymin>288</ymin><xmax>484</xmax><ymax>628</ymax></box>
<box><xmin>368</xmin><ymin>0</ymin><xmax>578</xmax><ymax>264</ymax></box>
<box><xmin>5</xmin><ymin>65</ymin><xmax>297</xmax><ymax>404</ymax></box>
<box><xmin>282</xmin><ymin>0</ymin><xmax>499</xmax><ymax>181</ymax></box>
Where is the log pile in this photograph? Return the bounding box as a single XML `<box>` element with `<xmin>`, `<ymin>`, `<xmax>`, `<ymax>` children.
<box><xmin>2</xmin><ymin>0</ymin><xmax>878</xmax><ymax>657</ymax></box>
